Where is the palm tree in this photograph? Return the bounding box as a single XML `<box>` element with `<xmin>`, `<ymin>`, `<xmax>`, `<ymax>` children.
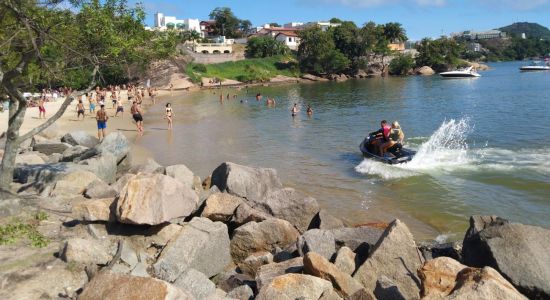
<box><xmin>383</xmin><ymin>22</ymin><xmax>407</xmax><ymax>43</ymax></box>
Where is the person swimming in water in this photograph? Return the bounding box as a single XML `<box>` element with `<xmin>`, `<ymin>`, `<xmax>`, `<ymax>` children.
<box><xmin>306</xmin><ymin>105</ymin><xmax>313</xmax><ymax>116</ymax></box>
<box><xmin>291</xmin><ymin>103</ymin><xmax>300</xmax><ymax>117</ymax></box>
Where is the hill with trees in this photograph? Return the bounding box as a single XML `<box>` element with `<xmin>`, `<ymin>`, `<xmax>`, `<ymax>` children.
<box><xmin>499</xmin><ymin>22</ymin><xmax>550</xmax><ymax>40</ymax></box>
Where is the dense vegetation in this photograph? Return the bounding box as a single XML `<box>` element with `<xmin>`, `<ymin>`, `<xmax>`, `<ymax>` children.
<box><xmin>415</xmin><ymin>37</ymin><xmax>467</xmax><ymax>72</ymax></box>
<box><xmin>186</xmin><ymin>56</ymin><xmax>300</xmax><ymax>83</ymax></box>
<box><xmin>480</xmin><ymin>38</ymin><xmax>550</xmax><ymax>61</ymax></box>
<box><xmin>297</xmin><ymin>21</ymin><xmax>407</xmax><ymax>74</ymax></box>
<box><xmin>245</xmin><ymin>36</ymin><xmax>290</xmax><ymax>58</ymax></box>
<box><xmin>389</xmin><ymin>54</ymin><xmax>416</xmax><ymax>75</ymax></box>
<box><xmin>208</xmin><ymin>7</ymin><xmax>252</xmax><ymax>38</ymax></box>
<box><xmin>499</xmin><ymin>22</ymin><xmax>550</xmax><ymax>40</ymax></box>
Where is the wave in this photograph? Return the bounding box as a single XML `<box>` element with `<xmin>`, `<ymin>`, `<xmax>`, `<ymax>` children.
<box><xmin>355</xmin><ymin>118</ymin><xmax>550</xmax><ymax>180</ymax></box>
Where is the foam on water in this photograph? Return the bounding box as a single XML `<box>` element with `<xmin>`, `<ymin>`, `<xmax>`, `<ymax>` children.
<box><xmin>355</xmin><ymin>118</ymin><xmax>550</xmax><ymax>180</ymax></box>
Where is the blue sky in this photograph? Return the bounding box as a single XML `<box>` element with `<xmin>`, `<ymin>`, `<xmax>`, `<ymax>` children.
<box><xmin>134</xmin><ymin>0</ymin><xmax>550</xmax><ymax>40</ymax></box>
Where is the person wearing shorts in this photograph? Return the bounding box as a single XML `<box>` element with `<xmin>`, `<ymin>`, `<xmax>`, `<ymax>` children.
<box><xmin>38</xmin><ymin>98</ymin><xmax>46</xmax><ymax>119</ymax></box>
<box><xmin>96</xmin><ymin>105</ymin><xmax>108</xmax><ymax>141</ymax></box>
<box><xmin>115</xmin><ymin>99</ymin><xmax>124</xmax><ymax>117</ymax></box>
<box><xmin>76</xmin><ymin>100</ymin><xmax>85</xmax><ymax>120</ymax></box>
<box><xmin>131</xmin><ymin>101</ymin><xmax>144</xmax><ymax>136</ymax></box>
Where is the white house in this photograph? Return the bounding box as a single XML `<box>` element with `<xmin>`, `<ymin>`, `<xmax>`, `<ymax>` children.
<box><xmin>275</xmin><ymin>32</ymin><xmax>300</xmax><ymax>51</ymax></box>
<box><xmin>154</xmin><ymin>13</ymin><xmax>201</xmax><ymax>34</ymax></box>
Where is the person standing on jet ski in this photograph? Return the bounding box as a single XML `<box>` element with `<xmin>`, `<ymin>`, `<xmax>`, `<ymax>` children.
<box><xmin>369</xmin><ymin>120</ymin><xmax>391</xmax><ymax>154</ymax></box>
<box><xmin>380</xmin><ymin>121</ymin><xmax>405</xmax><ymax>156</ymax></box>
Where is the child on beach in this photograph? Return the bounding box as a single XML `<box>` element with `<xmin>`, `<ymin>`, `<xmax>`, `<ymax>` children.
<box><xmin>76</xmin><ymin>100</ymin><xmax>85</xmax><ymax>120</ymax></box>
<box><xmin>165</xmin><ymin>103</ymin><xmax>174</xmax><ymax>130</ymax></box>
<box><xmin>96</xmin><ymin>105</ymin><xmax>108</xmax><ymax>141</ymax></box>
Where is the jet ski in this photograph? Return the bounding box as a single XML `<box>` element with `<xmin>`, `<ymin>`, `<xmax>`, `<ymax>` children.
<box><xmin>359</xmin><ymin>135</ymin><xmax>416</xmax><ymax>164</ymax></box>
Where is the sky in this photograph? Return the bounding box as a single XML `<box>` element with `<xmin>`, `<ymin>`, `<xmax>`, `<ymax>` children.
<box><xmin>134</xmin><ymin>0</ymin><xmax>550</xmax><ymax>40</ymax></box>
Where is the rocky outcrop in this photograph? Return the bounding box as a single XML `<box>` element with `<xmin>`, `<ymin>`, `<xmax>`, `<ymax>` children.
<box><xmin>77</xmin><ymin>152</ymin><xmax>118</xmax><ymax>184</ymax></box>
<box><xmin>84</xmin><ymin>179</ymin><xmax>117</xmax><ymax>199</ymax></box>
<box><xmin>309</xmin><ymin>210</ymin><xmax>345</xmax><ymax>230</ymax></box>
<box><xmin>128</xmin><ymin>158</ymin><xmax>165</xmax><ymax>174</ymax></box>
<box><xmin>418</xmin><ymin>257</ymin><xmax>469</xmax><ymax>298</ymax></box>
<box><xmin>334</xmin><ymin>246</ymin><xmax>356</xmax><ymax>275</ymax></box>
<box><xmin>79</xmin><ymin>272</ymin><xmax>193</xmax><ymax>300</ymax></box>
<box><xmin>60</xmin><ymin>238</ymin><xmax>112</xmax><ymax>265</ymax></box>
<box><xmin>61</xmin><ymin>131</ymin><xmax>99</xmax><ymax>148</ymax></box>
<box><xmin>353</xmin><ymin>219</ymin><xmax>423</xmax><ymax>300</ymax></box>
<box><xmin>72</xmin><ymin>198</ymin><xmax>115</xmax><ymax>222</ymax></box>
<box><xmin>165</xmin><ymin>164</ymin><xmax>196</xmax><ymax>189</ymax></box>
<box><xmin>238</xmin><ymin>251</ymin><xmax>273</xmax><ymax>277</ymax></box>
<box><xmin>297</xmin><ymin>229</ymin><xmax>336</xmax><ymax>260</ymax></box>
<box><xmin>227</xmin><ymin>285</ymin><xmax>254</xmax><ymax>300</ymax></box>
<box><xmin>201</xmin><ymin>193</ymin><xmax>244</xmax><ymax>222</ymax></box>
<box><xmin>94</xmin><ymin>132</ymin><xmax>130</xmax><ymax>163</ymax></box>
<box><xmin>415</xmin><ymin>66</ymin><xmax>435</xmax><ymax>76</ymax></box>
<box><xmin>230</xmin><ymin>218</ymin><xmax>300</xmax><ymax>263</ymax></box>
<box><xmin>301</xmin><ymin>74</ymin><xmax>330</xmax><ymax>82</ymax></box>
<box><xmin>255</xmin><ymin>257</ymin><xmax>304</xmax><ymax>290</ymax></box>
<box><xmin>462</xmin><ymin>215</ymin><xmax>550</xmax><ymax>299</ymax></box>
<box><xmin>116</xmin><ymin>173</ymin><xmax>199</xmax><ymax>225</ymax></box>
<box><xmin>173</xmin><ymin>268</ymin><xmax>216</xmax><ymax>299</ymax></box>
<box><xmin>329</xmin><ymin>225</ymin><xmax>384</xmax><ymax>255</ymax></box>
<box><xmin>49</xmin><ymin>170</ymin><xmax>101</xmax><ymax>196</ymax></box>
<box><xmin>154</xmin><ymin>217</ymin><xmax>231</xmax><ymax>281</ymax></box>
<box><xmin>15</xmin><ymin>151</ymin><xmax>45</xmax><ymax>165</ymax></box>
<box><xmin>33</xmin><ymin>140</ymin><xmax>71</xmax><ymax>155</ymax></box>
<box><xmin>60</xmin><ymin>145</ymin><xmax>89</xmax><ymax>162</ymax></box>
<box><xmin>304</xmin><ymin>252</ymin><xmax>365</xmax><ymax>298</ymax></box>
<box><xmin>256</xmin><ymin>274</ymin><xmax>334</xmax><ymax>300</ymax></box>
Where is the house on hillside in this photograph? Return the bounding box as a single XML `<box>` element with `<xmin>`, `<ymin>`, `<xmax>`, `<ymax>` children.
<box><xmin>389</xmin><ymin>42</ymin><xmax>405</xmax><ymax>52</ymax></box>
<box><xmin>200</xmin><ymin>20</ymin><xmax>217</xmax><ymax>38</ymax></box>
<box><xmin>275</xmin><ymin>32</ymin><xmax>301</xmax><ymax>50</ymax></box>
<box><xmin>153</xmin><ymin>13</ymin><xmax>201</xmax><ymax>34</ymax></box>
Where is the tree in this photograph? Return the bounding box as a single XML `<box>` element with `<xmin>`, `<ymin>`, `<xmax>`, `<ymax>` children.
<box><xmin>382</xmin><ymin>22</ymin><xmax>407</xmax><ymax>43</ymax></box>
<box><xmin>329</xmin><ymin>18</ymin><xmax>343</xmax><ymax>24</ymax></box>
<box><xmin>415</xmin><ymin>37</ymin><xmax>463</xmax><ymax>72</ymax></box>
<box><xmin>389</xmin><ymin>54</ymin><xmax>415</xmax><ymax>75</ymax></box>
<box><xmin>298</xmin><ymin>26</ymin><xmax>349</xmax><ymax>74</ymax></box>
<box><xmin>209</xmin><ymin>7</ymin><xmax>242</xmax><ymax>38</ymax></box>
<box><xmin>245</xmin><ymin>36</ymin><xmax>289</xmax><ymax>58</ymax></box>
<box><xmin>269</xmin><ymin>23</ymin><xmax>281</xmax><ymax>28</ymax></box>
<box><xmin>0</xmin><ymin>0</ymin><xmax>176</xmax><ymax>191</ymax></box>
<box><xmin>240</xmin><ymin>20</ymin><xmax>252</xmax><ymax>35</ymax></box>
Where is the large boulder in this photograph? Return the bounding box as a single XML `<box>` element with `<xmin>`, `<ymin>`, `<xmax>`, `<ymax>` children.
<box><xmin>418</xmin><ymin>257</ymin><xmax>470</xmax><ymax>298</ymax></box>
<box><xmin>211</xmin><ymin>162</ymin><xmax>319</xmax><ymax>232</ymax></box>
<box><xmin>60</xmin><ymin>238</ymin><xmax>112</xmax><ymax>265</ymax></box>
<box><xmin>94</xmin><ymin>132</ymin><xmax>130</xmax><ymax>163</ymax></box>
<box><xmin>353</xmin><ymin>219</ymin><xmax>423</xmax><ymax>300</ymax></box>
<box><xmin>173</xmin><ymin>268</ymin><xmax>216</xmax><ymax>300</ymax></box>
<box><xmin>255</xmin><ymin>257</ymin><xmax>304</xmax><ymax>290</ymax></box>
<box><xmin>153</xmin><ymin>217</ymin><xmax>231</xmax><ymax>281</ymax></box>
<box><xmin>238</xmin><ymin>251</ymin><xmax>273</xmax><ymax>277</ymax></box>
<box><xmin>129</xmin><ymin>158</ymin><xmax>165</xmax><ymax>174</ymax></box>
<box><xmin>77</xmin><ymin>152</ymin><xmax>118</xmax><ymax>184</ymax></box>
<box><xmin>116</xmin><ymin>173</ymin><xmax>199</xmax><ymax>225</ymax></box>
<box><xmin>304</xmin><ymin>252</ymin><xmax>365</xmax><ymax>298</ymax></box>
<box><xmin>49</xmin><ymin>170</ymin><xmax>101</xmax><ymax>196</ymax></box>
<box><xmin>72</xmin><ymin>198</ymin><xmax>116</xmax><ymax>222</ymax></box>
<box><xmin>61</xmin><ymin>131</ymin><xmax>100</xmax><ymax>148</ymax></box>
<box><xmin>333</xmin><ymin>246</ymin><xmax>356</xmax><ymax>275</ymax></box>
<box><xmin>256</xmin><ymin>274</ymin><xmax>334</xmax><ymax>300</ymax></box>
<box><xmin>33</xmin><ymin>140</ymin><xmax>71</xmax><ymax>155</ymax></box>
<box><xmin>309</xmin><ymin>210</ymin><xmax>345</xmax><ymax>230</ymax></box>
<box><xmin>201</xmin><ymin>193</ymin><xmax>244</xmax><ymax>222</ymax></box>
<box><xmin>230</xmin><ymin>218</ymin><xmax>300</xmax><ymax>263</ymax></box>
<box><xmin>227</xmin><ymin>285</ymin><xmax>254</xmax><ymax>300</ymax></box>
<box><xmin>84</xmin><ymin>179</ymin><xmax>117</xmax><ymax>199</ymax></box>
<box><xmin>165</xmin><ymin>164</ymin><xmax>195</xmax><ymax>189</ymax></box>
<box><xmin>15</xmin><ymin>151</ymin><xmax>45</xmax><ymax>165</ymax></box>
<box><xmin>297</xmin><ymin>229</ymin><xmax>336</xmax><ymax>260</ymax></box>
<box><xmin>329</xmin><ymin>225</ymin><xmax>385</xmax><ymax>256</ymax></box>
<box><xmin>415</xmin><ymin>66</ymin><xmax>435</xmax><ymax>75</ymax></box>
<box><xmin>60</xmin><ymin>145</ymin><xmax>89</xmax><ymax>162</ymax></box>
<box><xmin>79</xmin><ymin>272</ymin><xmax>193</xmax><ymax>300</ymax></box>
<box><xmin>462</xmin><ymin>215</ymin><xmax>550</xmax><ymax>298</ymax></box>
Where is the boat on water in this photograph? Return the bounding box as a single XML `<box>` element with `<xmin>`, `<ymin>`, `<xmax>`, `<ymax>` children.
<box><xmin>519</xmin><ymin>61</ymin><xmax>550</xmax><ymax>71</ymax></box>
<box><xmin>440</xmin><ymin>66</ymin><xmax>481</xmax><ymax>78</ymax></box>
<box><xmin>359</xmin><ymin>135</ymin><xmax>416</xmax><ymax>165</ymax></box>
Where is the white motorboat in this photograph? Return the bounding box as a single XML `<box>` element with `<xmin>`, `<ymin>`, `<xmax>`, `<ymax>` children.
<box><xmin>520</xmin><ymin>61</ymin><xmax>550</xmax><ymax>71</ymax></box>
<box><xmin>440</xmin><ymin>66</ymin><xmax>481</xmax><ymax>78</ymax></box>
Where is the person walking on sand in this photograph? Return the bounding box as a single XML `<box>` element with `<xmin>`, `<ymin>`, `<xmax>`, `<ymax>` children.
<box><xmin>38</xmin><ymin>97</ymin><xmax>46</xmax><ymax>119</ymax></box>
<box><xmin>96</xmin><ymin>104</ymin><xmax>108</xmax><ymax>141</ymax></box>
<box><xmin>291</xmin><ymin>103</ymin><xmax>300</xmax><ymax>117</ymax></box>
<box><xmin>131</xmin><ymin>101</ymin><xmax>144</xmax><ymax>135</ymax></box>
<box><xmin>165</xmin><ymin>103</ymin><xmax>174</xmax><ymax>130</ymax></box>
<box><xmin>76</xmin><ymin>99</ymin><xmax>85</xmax><ymax>120</ymax></box>
<box><xmin>115</xmin><ymin>97</ymin><xmax>124</xmax><ymax>117</ymax></box>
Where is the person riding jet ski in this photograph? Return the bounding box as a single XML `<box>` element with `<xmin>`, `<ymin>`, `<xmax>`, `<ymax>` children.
<box><xmin>369</xmin><ymin>120</ymin><xmax>391</xmax><ymax>155</ymax></box>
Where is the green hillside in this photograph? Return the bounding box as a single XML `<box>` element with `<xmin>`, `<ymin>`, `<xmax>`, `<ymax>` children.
<box><xmin>499</xmin><ymin>22</ymin><xmax>550</xmax><ymax>40</ymax></box>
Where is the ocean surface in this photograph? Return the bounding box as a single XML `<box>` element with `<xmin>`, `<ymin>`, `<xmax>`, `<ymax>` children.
<box><xmin>136</xmin><ymin>61</ymin><xmax>550</xmax><ymax>241</ymax></box>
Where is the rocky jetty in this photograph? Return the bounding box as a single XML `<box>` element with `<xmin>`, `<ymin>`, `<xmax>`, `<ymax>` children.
<box><xmin>1</xmin><ymin>130</ymin><xmax>548</xmax><ymax>299</ymax></box>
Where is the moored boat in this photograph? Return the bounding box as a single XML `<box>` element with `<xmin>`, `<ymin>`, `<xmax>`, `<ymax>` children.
<box><xmin>440</xmin><ymin>66</ymin><xmax>481</xmax><ymax>78</ymax></box>
<box><xmin>519</xmin><ymin>61</ymin><xmax>550</xmax><ymax>71</ymax></box>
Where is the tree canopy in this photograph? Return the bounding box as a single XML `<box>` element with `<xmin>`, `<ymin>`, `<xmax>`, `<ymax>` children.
<box><xmin>245</xmin><ymin>36</ymin><xmax>290</xmax><ymax>58</ymax></box>
<box><xmin>208</xmin><ymin>7</ymin><xmax>250</xmax><ymax>38</ymax></box>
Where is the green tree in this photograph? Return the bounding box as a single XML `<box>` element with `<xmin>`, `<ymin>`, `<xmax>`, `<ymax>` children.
<box><xmin>382</xmin><ymin>22</ymin><xmax>407</xmax><ymax>43</ymax></box>
<box><xmin>298</xmin><ymin>26</ymin><xmax>349</xmax><ymax>74</ymax></box>
<box><xmin>269</xmin><ymin>23</ymin><xmax>281</xmax><ymax>28</ymax></box>
<box><xmin>209</xmin><ymin>7</ymin><xmax>243</xmax><ymax>38</ymax></box>
<box><xmin>245</xmin><ymin>36</ymin><xmax>290</xmax><ymax>58</ymax></box>
<box><xmin>389</xmin><ymin>54</ymin><xmax>415</xmax><ymax>75</ymax></box>
<box><xmin>416</xmin><ymin>37</ymin><xmax>463</xmax><ymax>72</ymax></box>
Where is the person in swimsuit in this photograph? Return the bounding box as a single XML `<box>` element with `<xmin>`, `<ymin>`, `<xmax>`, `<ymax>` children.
<box><xmin>111</xmin><ymin>91</ymin><xmax>118</xmax><ymax>109</ymax></box>
<box><xmin>38</xmin><ymin>97</ymin><xmax>46</xmax><ymax>119</ymax></box>
<box><xmin>256</xmin><ymin>93</ymin><xmax>262</xmax><ymax>101</ymax></box>
<box><xmin>131</xmin><ymin>101</ymin><xmax>144</xmax><ymax>135</ymax></box>
<box><xmin>96</xmin><ymin>105</ymin><xmax>108</xmax><ymax>141</ymax></box>
<box><xmin>165</xmin><ymin>103</ymin><xmax>174</xmax><ymax>130</ymax></box>
<box><xmin>76</xmin><ymin>99</ymin><xmax>85</xmax><ymax>120</ymax></box>
<box><xmin>307</xmin><ymin>105</ymin><xmax>313</xmax><ymax>116</ymax></box>
<box><xmin>115</xmin><ymin>98</ymin><xmax>124</xmax><ymax>117</ymax></box>
<box><xmin>291</xmin><ymin>103</ymin><xmax>300</xmax><ymax>117</ymax></box>
<box><xmin>88</xmin><ymin>93</ymin><xmax>96</xmax><ymax>114</ymax></box>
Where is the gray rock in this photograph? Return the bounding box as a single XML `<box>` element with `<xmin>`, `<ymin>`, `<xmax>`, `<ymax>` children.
<box><xmin>61</xmin><ymin>131</ymin><xmax>99</xmax><ymax>148</ymax></box>
<box><xmin>130</xmin><ymin>262</ymin><xmax>150</xmax><ymax>278</ymax></box>
<box><xmin>111</xmin><ymin>173</ymin><xmax>134</xmax><ymax>193</ymax></box>
<box><xmin>374</xmin><ymin>276</ymin><xmax>406</xmax><ymax>300</ymax></box>
<box><xmin>447</xmin><ymin>267</ymin><xmax>527</xmax><ymax>300</ymax></box>
<box><xmin>50</xmin><ymin>170</ymin><xmax>101</xmax><ymax>196</ymax></box>
<box><xmin>165</xmin><ymin>164</ymin><xmax>195</xmax><ymax>189</ymax></box>
<box><xmin>154</xmin><ymin>217</ymin><xmax>231</xmax><ymax>281</ymax></box>
<box><xmin>94</xmin><ymin>132</ymin><xmax>130</xmax><ymax>163</ymax></box>
<box><xmin>230</xmin><ymin>218</ymin><xmax>300</xmax><ymax>263</ymax></box>
<box><xmin>72</xmin><ymin>198</ymin><xmax>116</xmax><ymax>222</ymax></box>
<box><xmin>329</xmin><ymin>225</ymin><xmax>385</xmax><ymax>256</ymax></box>
<box><xmin>215</xmin><ymin>271</ymin><xmax>256</xmax><ymax>294</ymax></box>
<box><xmin>309</xmin><ymin>210</ymin><xmax>345</xmax><ymax>230</ymax></box>
<box><xmin>173</xmin><ymin>268</ymin><xmax>216</xmax><ymax>300</ymax></box>
<box><xmin>116</xmin><ymin>173</ymin><xmax>199</xmax><ymax>225</ymax></box>
<box><xmin>231</xmin><ymin>202</ymin><xmax>269</xmax><ymax>226</ymax></box>
<box><xmin>46</xmin><ymin>152</ymin><xmax>63</xmax><ymax>163</ymax></box>
<box><xmin>15</xmin><ymin>151</ymin><xmax>45</xmax><ymax>165</ymax></box>
<box><xmin>238</xmin><ymin>251</ymin><xmax>273</xmax><ymax>277</ymax></box>
<box><xmin>227</xmin><ymin>285</ymin><xmax>254</xmax><ymax>300</ymax></box>
<box><xmin>84</xmin><ymin>179</ymin><xmax>117</xmax><ymax>199</ymax></box>
<box><xmin>297</xmin><ymin>229</ymin><xmax>336</xmax><ymax>260</ymax></box>
<box><xmin>462</xmin><ymin>215</ymin><xmax>550</xmax><ymax>299</ymax></box>
<box><xmin>60</xmin><ymin>238</ymin><xmax>112</xmax><ymax>265</ymax></box>
<box><xmin>37</xmin><ymin>123</ymin><xmax>61</xmax><ymax>140</ymax></box>
<box><xmin>256</xmin><ymin>274</ymin><xmax>333</xmax><ymax>300</ymax></box>
<box><xmin>353</xmin><ymin>219</ymin><xmax>423</xmax><ymax>300</ymax></box>
<box><xmin>120</xmin><ymin>242</ymin><xmax>139</xmax><ymax>269</ymax></box>
<box><xmin>319</xmin><ymin>289</ymin><xmax>344</xmax><ymax>300</ymax></box>
<box><xmin>60</xmin><ymin>145</ymin><xmax>89</xmax><ymax>162</ymax></box>
<box><xmin>145</xmin><ymin>223</ymin><xmax>182</xmax><ymax>247</ymax></box>
<box><xmin>333</xmin><ymin>246</ymin><xmax>356</xmax><ymax>275</ymax></box>
<box><xmin>255</xmin><ymin>257</ymin><xmax>304</xmax><ymax>290</ymax></box>
<box><xmin>201</xmin><ymin>193</ymin><xmax>244</xmax><ymax>222</ymax></box>
<box><xmin>129</xmin><ymin>158</ymin><xmax>165</xmax><ymax>174</ymax></box>
<box><xmin>77</xmin><ymin>152</ymin><xmax>118</xmax><ymax>184</ymax></box>
<box><xmin>33</xmin><ymin>140</ymin><xmax>71</xmax><ymax>155</ymax></box>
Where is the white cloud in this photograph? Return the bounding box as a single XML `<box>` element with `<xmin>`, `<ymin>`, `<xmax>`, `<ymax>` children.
<box><xmin>312</xmin><ymin>0</ymin><xmax>446</xmax><ymax>7</ymax></box>
<box><xmin>477</xmin><ymin>0</ymin><xmax>550</xmax><ymax>10</ymax></box>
